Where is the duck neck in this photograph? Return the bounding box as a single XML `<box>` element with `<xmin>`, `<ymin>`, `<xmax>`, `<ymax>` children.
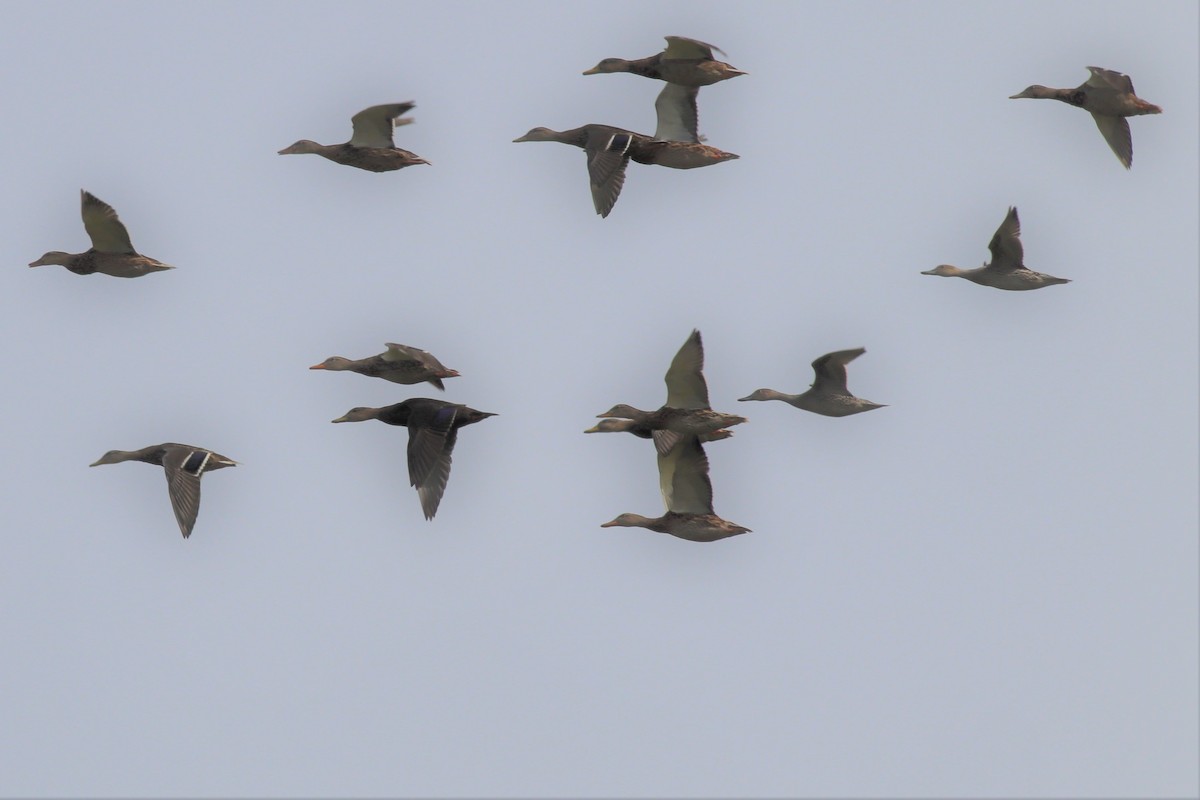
<box><xmin>625</xmin><ymin>57</ymin><xmax>663</xmax><ymax>79</ymax></box>
<box><xmin>116</xmin><ymin>446</ymin><xmax>166</xmax><ymax>465</ymax></box>
<box><xmin>1018</xmin><ymin>86</ymin><xmax>1083</xmax><ymax>106</ymax></box>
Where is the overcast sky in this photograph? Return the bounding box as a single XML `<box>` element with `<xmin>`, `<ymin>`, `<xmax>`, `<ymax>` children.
<box><xmin>1</xmin><ymin>1</ymin><xmax>1196</xmax><ymax>797</ymax></box>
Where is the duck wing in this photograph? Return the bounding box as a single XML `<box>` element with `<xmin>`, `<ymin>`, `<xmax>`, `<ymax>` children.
<box><xmin>664</xmin><ymin>328</ymin><xmax>710</xmax><ymax>409</ymax></box>
<box><xmin>653</xmin><ymin>83</ymin><xmax>701</xmax><ymax>143</ymax></box>
<box><xmin>162</xmin><ymin>447</ymin><xmax>206</xmax><ymax>539</ymax></box>
<box><xmin>406</xmin><ymin>403</ymin><xmax>459</xmax><ymax>519</ymax></box>
<box><xmin>1086</xmin><ymin>66</ymin><xmax>1135</xmax><ymax>95</ymax></box>
<box><xmin>382</xmin><ymin>342</ymin><xmax>446</xmax><ymax>370</ymax></box>
<box><xmin>658</xmin><ymin>436</ymin><xmax>714</xmax><ymax>513</ymax></box>
<box><xmin>985</xmin><ymin>206</ymin><xmax>1024</xmax><ymax>272</ymax></box>
<box><xmin>350</xmin><ymin>102</ymin><xmax>416</xmax><ymax>148</ymax></box>
<box><xmin>1089</xmin><ymin>113</ymin><xmax>1133</xmax><ymax>168</ymax></box>
<box><xmin>586</xmin><ymin>131</ymin><xmax>634</xmax><ymax>218</ymax></box>
<box><xmin>662</xmin><ymin>36</ymin><xmax>724</xmax><ymax>60</ymax></box>
<box><xmin>810</xmin><ymin>348</ymin><xmax>864</xmax><ymax>395</ymax></box>
<box><xmin>382</xmin><ymin>343</ymin><xmax>452</xmax><ymax>390</ymax></box>
<box><xmin>651</xmin><ymin>429</ymin><xmax>683</xmax><ymax>458</ymax></box>
<box><xmin>81</xmin><ymin>191</ymin><xmax>135</xmax><ymax>254</ymax></box>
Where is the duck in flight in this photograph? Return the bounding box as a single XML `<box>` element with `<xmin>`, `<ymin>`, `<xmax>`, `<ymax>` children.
<box><xmin>90</xmin><ymin>444</ymin><xmax>237</xmax><ymax>539</ymax></box>
<box><xmin>513</xmin><ymin>68</ymin><xmax>737</xmax><ymax>218</ymax></box>
<box><xmin>331</xmin><ymin>398</ymin><xmax>495</xmax><ymax>520</ymax></box>
<box><xmin>29</xmin><ymin>190</ymin><xmax>175</xmax><ymax>278</ymax></box>
<box><xmin>601</xmin><ymin>435</ymin><xmax>749</xmax><ymax>543</ymax></box>
<box><xmin>921</xmin><ymin>206</ymin><xmax>1070</xmax><ymax>291</ymax></box>
<box><xmin>740</xmin><ymin>348</ymin><xmax>886</xmax><ymax>416</ymax></box>
<box><xmin>594</xmin><ymin>329</ymin><xmax>745</xmax><ymax>455</ymax></box>
<box><xmin>310</xmin><ymin>343</ymin><xmax>459</xmax><ymax>390</ymax></box>
<box><xmin>582</xmin><ymin>36</ymin><xmax>746</xmax><ymax>86</ymax></box>
<box><xmin>1009</xmin><ymin>66</ymin><xmax>1161</xmax><ymax>169</ymax></box>
<box><xmin>279</xmin><ymin>102</ymin><xmax>429</xmax><ymax>172</ymax></box>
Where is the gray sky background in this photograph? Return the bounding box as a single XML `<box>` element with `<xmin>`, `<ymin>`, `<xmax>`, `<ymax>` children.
<box><xmin>1</xmin><ymin>2</ymin><xmax>1196</xmax><ymax>797</ymax></box>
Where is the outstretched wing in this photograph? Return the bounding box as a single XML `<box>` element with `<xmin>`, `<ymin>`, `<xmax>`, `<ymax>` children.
<box><xmin>657</xmin><ymin>436</ymin><xmax>713</xmax><ymax>514</ymax></box>
<box><xmin>985</xmin><ymin>206</ymin><xmax>1024</xmax><ymax>272</ymax></box>
<box><xmin>350</xmin><ymin>102</ymin><xmax>416</xmax><ymax>148</ymax></box>
<box><xmin>653</xmin><ymin>83</ymin><xmax>701</xmax><ymax>143</ymax></box>
<box><xmin>664</xmin><ymin>329</ymin><xmax>710</xmax><ymax>409</ymax></box>
<box><xmin>586</xmin><ymin>132</ymin><xmax>634</xmax><ymax>218</ymax></box>
<box><xmin>1090</xmin><ymin>113</ymin><xmax>1133</xmax><ymax>169</ymax></box>
<box><xmin>811</xmin><ymin>348</ymin><xmax>865</xmax><ymax>394</ymax></box>
<box><xmin>662</xmin><ymin>36</ymin><xmax>724</xmax><ymax>60</ymax></box>
<box><xmin>1085</xmin><ymin>66</ymin><xmax>1135</xmax><ymax>95</ymax></box>
<box><xmin>162</xmin><ymin>448</ymin><xmax>204</xmax><ymax>538</ymax></box>
<box><xmin>406</xmin><ymin>404</ymin><xmax>459</xmax><ymax>519</ymax></box>
<box><xmin>81</xmin><ymin>190</ymin><xmax>135</xmax><ymax>254</ymax></box>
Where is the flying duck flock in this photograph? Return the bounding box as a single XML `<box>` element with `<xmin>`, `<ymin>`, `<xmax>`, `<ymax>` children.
<box><xmin>34</xmin><ymin>38</ymin><xmax>1163</xmax><ymax>541</ymax></box>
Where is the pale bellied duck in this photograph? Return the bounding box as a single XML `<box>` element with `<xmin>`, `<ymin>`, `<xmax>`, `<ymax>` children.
<box><xmin>922</xmin><ymin>206</ymin><xmax>1071</xmax><ymax>290</ymax></box>
<box><xmin>740</xmin><ymin>348</ymin><xmax>886</xmax><ymax>416</ymax></box>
